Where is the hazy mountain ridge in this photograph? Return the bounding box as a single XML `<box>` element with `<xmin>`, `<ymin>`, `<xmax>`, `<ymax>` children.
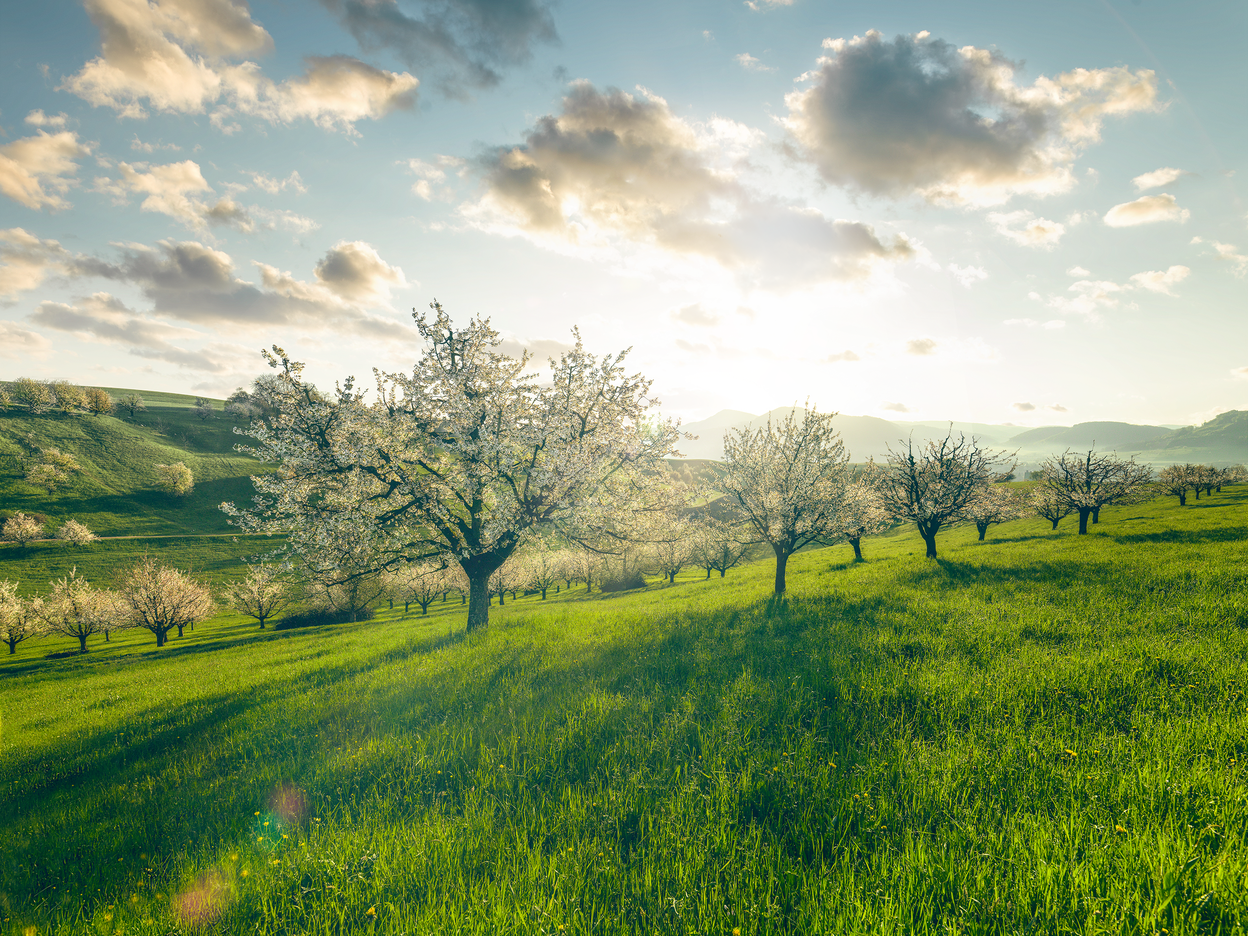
<box><xmin>679</xmin><ymin>408</ymin><xmax>1248</xmax><ymax>466</ymax></box>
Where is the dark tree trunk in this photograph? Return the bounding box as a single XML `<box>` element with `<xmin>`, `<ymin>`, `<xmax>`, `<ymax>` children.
<box><xmin>1078</xmin><ymin>508</ymin><xmax>1091</xmax><ymax>534</ymax></box>
<box><xmin>704</xmin><ymin>567</ymin><xmax>712</xmax><ymax>579</ymax></box>
<box><xmin>8</xmin><ymin>639</ymin><xmax>17</xmax><ymax>654</ymax></box>
<box><xmin>772</xmin><ymin>545</ymin><xmax>790</xmax><ymax>594</ymax></box>
<box><xmin>460</xmin><ymin>592</ymin><xmax>465</xmax><ymax>605</ymax></box>
<box><xmin>258</xmin><ymin>618</ymin><xmax>265</xmax><ymax>629</ymax></box>
<box><xmin>720</xmin><ymin>568</ymin><xmax>727</xmax><ymax>577</ymax></box>
<box><xmin>156</xmin><ymin>629</ymin><xmax>166</xmax><ymax>647</ymax></box>
<box><xmin>1050</xmin><ymin>517</ymin><xmax>1060</xmax><ymax>530</ymax></box>
<box><xmin>104</xmin><ymin>629</ymin><xmax>110</xmax><ymax>642</ymax></box>
<box><xmin>918</xmin><ymin>520</ymin><xmax>940</xmax><ymax>558</ymax></box>
<box><xmin>466</xmin><ymin>574</ymin><xmax>489</xmax><ymax>631</ymax></box>
<box><xmin>850</xmin><ymin>537</ymin><xmax>863</xmax><ymax>561</ymax></box>
<box><xmin>419</xmin><ymin>599</ymin><xmax>430</xmax><ymax>615</ymax></box>
<box><xmin>78</xmin><ymin>634</ymin><xmax>88</xmax><ymax>653</ymax></box>
<box><xmin>976</xmin><ymin>522</ymin><xmax>988</xmax><ymax>542</ymax></box>
<box><xmin>1194</xmin><ymin>487</ymin><xmax>1200</xmax><ymax>500</ymax></box>
<box><xmin>496</xmin><ymin>590</ymin><xmax>504</xmax><ymax>606</ymax></box>
<box><xmin>541</xmin><ymin>587</ymin><xmax>548</xmax><ymax>599</ymax></box>
<box><xmin>387</xmin><ymin>598</ymin><xmax>393</xmax><ymax>609</ymax></box>
<box><xmin>1091</xmin><ymin>506</ymin><xmax>1101</xmax><ymax>524</ymax></box>
<box><xmin>176</xmin><ymin>624</ymin><xmax>185</xmax><ymax>638</ymax></box>
<box><xmin>668</xmin><ymin>571</ymin><xmax>676</xmax><ymax>583</ymax></box>
<box><xmin>1178</xmin><ymin>491</ymin><xmax>1186</xmax><ymax>506</ymax></box>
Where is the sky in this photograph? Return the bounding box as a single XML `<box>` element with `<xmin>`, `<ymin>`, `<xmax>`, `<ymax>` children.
<box><xmin>1</xmin><ymin>0</ymin><xmax>1245</xmax><ymax>430</ymax></box>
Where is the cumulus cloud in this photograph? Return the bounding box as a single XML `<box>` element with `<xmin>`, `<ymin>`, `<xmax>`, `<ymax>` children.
<box><xmin>25</xmin><ymin>110</ymin><xmax>69</xmax><ymax>128</ymax></box>
<box><xmin>1066</xmin><ymin>265</ymin><xmax>1090</xmax><ymax>277</ymax></box>
<box><xmin>784</xmin><ymin>30</ymin><xmax>1157</xmax><ymax>205</ymax></box>
<box><xmin>947</xmin><ymin>264</ymin><xmax>988</xmax><ymax>287</ymax></box>
<box><xmin>0</xmin><ymin>130</ymin><xmax>91</xmax><ymax>210</ymax></box>
<box><xmin>406</xmin><ymin>157</ymin><xmax>463</xmax><ymax>200</ymax></box>
<box><xmin>1192</xmin><ymin>237</ymin><xmax>1248</xmax><ymax>277</ymax></box>
<box><xmin>319</xmin><ymin>0</ymin><xmax>557</xmax><ymax>96</ymax></box>
<box><xmin>987</xmin><ymin>210</ymin><xmax>1065</xmax><ymax>248</ymax></box>
<box><xmin>250</xmin><ymin>207</ymin><xmax>321</xmax><ymax>234</ymax></box>
<box><xmin>246</xmin><ymin>170</ymin><xmax>306</xmax><ymax>194</ymax></box>
<box><xmin>0</xmin><ymin>228</ymin><xmax>75</xmax><ymax>299</ymax></box>
<box><xmin>77</xmin><ymin>239</ymin><xmax>411</xmax><ymax>337</ymax></box>
<box><xmin>882</xmin><ymin>401</ymin><xmax>909</xmax><ymax>412</ymax></box>
<box><xmin>1129</xmin><ymin>264</ymin><xmax>1189</xmax><ymax>295</ymax></box>
<box><xmin>735</xmin><ymin>53</ymin><xmax>774</xmax><ymax>72</ymax></box>
<box><xmin>672</xmin><ymin>303</ymin><xmax>719</xmax><ymax>326</ymax></box>
<box><xmin>905</xmin><ymin>337</ymin><xmax>937</xmax><ymax>355</ymax></box>
<box><xmin>746</xmin><ymin>0</ymin><xmax>794</xmax><ymax>9</ymax></box>
<box><xmin>0</xmin><ymin>321</ymin><xmax>53</xmax><ymax>357</ymax></box>
<box><xmin>1133</xmin><ymin>167</ymin><xmax>1186</xmax><ymax>190</ymax></box>
<box><xmin>1103</xmin><ymin>193</ymin><xmax>1189</xmax><ymax>227</ymax></box>
<box><xmin>1232</xmin><ymin>366</ymin><xmax>1248</xmax><ymax>380</ymax></box>
<box><xmin>469</xmin><ymin>81</ymin><xmax>913</xmax><ymax>288</ymax></box>
<box><xmin>94</xmin><ymin>159</ymin><xmax>256</xmax><ymax>231</ymax></box>
<box><xmin>61</xmin><ymin>0</ymin><xmax>417</xmax><ymax>133</ymax></box>
<box><xmin>313</xmin><ymin>240</ymin><xmax>408</xmax><ymax>302</ymax></box>
<box><xmin>1048</xmin><ymin>403</ymin><xmax>1068</xmax><ymax>412</ymax></box>
<box><xmin>1012</xmin><ymin>402</ymin><xmax>1036</xmax><ymax>411</ymax></box>
<box><xmin>825</xmin><ymin>350</ymin><xmax>861</xmax><ymax>362</ymax></box>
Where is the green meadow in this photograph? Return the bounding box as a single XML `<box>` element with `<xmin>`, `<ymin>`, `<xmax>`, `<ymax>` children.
<box><xmin>2</xmin><ymin>484</ymin><xmax>1247</xmax><ymax>934</ymax></box>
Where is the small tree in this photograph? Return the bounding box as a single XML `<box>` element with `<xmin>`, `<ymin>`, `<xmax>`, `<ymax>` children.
<box><xmin>519</xmin><ymin>538</ymin><xmax>565</xmax><ymax>599</ymax></box>
<box><xmin>692</xmin><ymin>515</ymin><xmax>750</xmax><ymax>578</ymax></box>
<box><xmin>389</xmin><ymin>560</ymin><xmax>448</xmax><ymax>615</ymax></box>
<box><xmin>118</xmin><ymin>392</ymin><xmax>146</xmax><ymax>418</ymax></box>
<box><xmin>50</xmin><ymin>380</ymin><xmax>85</xmax><ymax>413</ymax></box>
<box><xmin>39</xmin><ymin>570</ymin><xmax>119</xmax><ymax>653</ymax></box>
<box><xmin>223</xmin><ymin>564</ymin><xmax>291</xmax><ymax>628</ymax></box>
<box><xmin>11</xmin><ymin>377</ymin><xmax>56</xmax><ymax>414</ymax></box>
<box><xmin>964</xmin><ymin>484</ymin><xmax>1025</xmax><ymax>541</ymax></box>
<box><xmin>25</xmin><ymin>447</ymin><xmax>82</xmax><ymax>492</ymax></box>
<box><xmin>877</xmin><ymin>432</ymin><xmax>1009</xmax><ymax>559</ymax></box>
<box><xmin>829</xmin><ymin>477</ymin><xmax>891</xmax><ymax>561</ymax></box>
<box><xmin>0</xmin><ymin>582</ymin><xmax>41</xmax><ymax>654</ymax></box>
<box><xmin>1157</xmin><ymin>465</ymin><xmax>1196</xmax><ymax>506</ymax></box>
<box><xmin>84</xmin><ymin>387</ymin><xmax>115</xmax><ymax>416</ymax></box>
<box><xmin>716</xmin><ymin>407</ymin><xmax>851</xmax><ymax>594</ymax></box>
<box><xmin>2</xmin><ymin>512</ymin><xmax>45</xmax><ymax>548</ymax></box>
<box><xmin>193</xmin><ymin>397</ymin><xmax>215</xmax><ymax>421</ymax></box>
<box><xmin>1031</xmin><ymin>485</ymin><xmax>1073</xmax><ymax>530</ymax></box>
<box><xmin>646</xmin><ymin>515</ymin><xmax>698</xmax><ymax>584</ymax></box>
<box><xmin>488</xmin><ymin>556</ymin><xmax>523</xmax><ymax>606</ymax></box>
<box><xmin>119</xmin><ymin>557</ymin><xmax>215</xmax><ymax>646</ymax></box>
<box><xmin>1040</xmin><ymin>449</ymin><xmax>1153</xmax><ymax>534</ymax></box>
<box><xmin>155</xmin><ymin>462</ymin><xmax>194</xmax><ymax>497</ymax></box>
<box><xmin>56</xmin><ymin>519</ymin><xmax>98</xmax><ymax>547</ymax></box>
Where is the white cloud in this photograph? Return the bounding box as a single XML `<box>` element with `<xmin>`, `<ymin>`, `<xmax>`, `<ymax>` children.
<box><xmin>61</xmin><ymin>0</ymin><xmax>417</xmax><ymax>134</ymax></box>
<box><xmin>882</xmin><ymin>401</ymin><xmax>909</xmax><ymax>412</ymax></box>
<box><xmin>25</xmin><ymin>110</ymin><xmax>69</xmax><ymax>128</ymax></box>
<box><xmin>246</xmin><ymin>170</ymin><xmax>306</xmax><ymax>194</ymax></box>
<box><xmin>735</xmin><ymin>53</ymin><xmax>775</xmax><ymax>72</ymax></box>
<box><xmin>906</xmin><ymin>337</ymin><xmax>937</xmax><ymax>355</ymax></box>
<box><xmin>1132</xmin><ymin>167</ymin><xmax>1186</xmax><ymax>190</ymax></box>
<box><xmin>469</xmin><ymin>81</ymin><xmax>913</xmax><ymax>288</ymax></box>
<box><xmin>947</xmin><ymin>263</ymin><xmax>988</xmax><ymax>287</ymax></box>
<box><xmin>130</xmin><ymin>135</ymin><xmax>180</xmax><ymax>152</ymax></box>
<box><xmin>0</xmin><ymin>321</ymin><xmax>53</xmax><ymax>357</ymax></box>
<box><xmin>1129</xmin><ymin>264</ymin><xmax>1189</xmax><ymax>295</ymax></box>
<box><xmin>1066</xmin><ymin>265</ymin><xmax>1091</xmax><ymax>277</ymax></box>
<box><xmin>250</xmin><ymin>207</ymin><xmax>321</xmax><ymax>234</ymax></box>
<box><xmin>987</xmin><ymin>210</ymin><xmax>1065</xmax><ymax>248</ymax></box>
<box><xmin>95</xmin><ymin>158</ymin><xmax>254</xmax><ymax>231</ymax></box>
<box><xmin>0</xmin><ymin>228</ymin><xmax>75</xmax><ymax>298</ymax></box>
<box><xmin>1103</xmin><ymin>193</ymin><xmax>1189</xmax><ymax>227</ymax></box>
<box><xmin>313</xmin><ymin>241</ymin><xmax>408</xmax><ymax>303</ymax></box>
<box><xmin>1047</xmin><ymin>403</ymin><xmax>1068</xmax><ymax>412</ymax></box>
<box><xmin>0</xmin><ymin>130</ymin><xmax>91</xmax><ymax>210</ymax></box>
<box><xmin>1192</xmin><ymin>237</ymin><xmax>1248</xmax><ymax>277</ymax></box>
<box><xmin>825</xmin><ymin>350</ymin><xmax>861</xmax><ymax>362</ymax></box>
<box><xmin>672</xmin><ymin>303</ymin><xmax>719</xmax><ymax>326</ymax></box>
<box><xmin>1012</xmin><ymin>402</ymin><xmax>1036</xmax><ymax>412</ymax></box>
<box><xmin>746</xmin><ymin>0</ymin><xmax>794</xmax><ymax>8</ymax></box>
<box><xmin>1231</xmin><ymin>366</ymin><xmax>1248</xmax><ymax>380</ymax></box>
<box><xmin>784</xmin><ymin>31</ymin><xmax>1157</xmax><ymax>205</ymax></box>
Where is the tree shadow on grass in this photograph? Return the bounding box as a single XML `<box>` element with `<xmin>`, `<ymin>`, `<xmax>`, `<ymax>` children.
<box><xmin>1112</xmin><ymin>526</ymin><xmax>1248</xmax><ymax>545</ymax></box>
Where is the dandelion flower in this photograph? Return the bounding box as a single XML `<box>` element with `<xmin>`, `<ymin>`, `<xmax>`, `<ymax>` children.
<box><xmin>366</xmin><ymin>906</ymin><xmax>376</xmax><ymax>917</ymax></box>
<box><xmin>1115</xmin><ymin>825</ymin><xmax>1127</xmax><ymax>833</ymax></box>
<box><xmin>1065</xmin><ymin>749</ymin><xmax>1077</xmax><ymax>758</ymax></box>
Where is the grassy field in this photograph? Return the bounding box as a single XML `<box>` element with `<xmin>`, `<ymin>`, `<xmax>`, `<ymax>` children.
<box><xmin>0</xmin><ymin>391</ymin><xmax>264</xmax><ymax>538</ymax></box>
<box><xmin>2</xmin><ymin>489</ymin><xmax>1247</xmax><ymax>934</ymax></box>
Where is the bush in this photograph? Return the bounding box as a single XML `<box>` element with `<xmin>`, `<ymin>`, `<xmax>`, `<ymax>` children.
<box><xmin>274</xmin><ymin>606</ymin><xmax>374</xmax><ymax>630</ymax></box>
<box><xmin>599</xmin><ymin>570</ymin><xmax>648</xmax><ymax>592</ymax></box>
<box><xmin>155</xmin><ymin>462</ymin><xmax>194</xmax><ymax>496</ymax></box>
<box><xmin>84</xmin><ymin>387</ymin><xmax>115</xmax><ymax>416</ymax></box>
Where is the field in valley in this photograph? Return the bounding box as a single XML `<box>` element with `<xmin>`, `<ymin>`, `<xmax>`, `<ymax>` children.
<box><xmin>2</xmin><ymin>486</ymin><xmax>1247</xmax><ymax>934</ymax></box>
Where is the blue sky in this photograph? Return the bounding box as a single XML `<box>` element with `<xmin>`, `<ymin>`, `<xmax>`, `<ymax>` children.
<box><xmin>1</xmin><ymin>0</ymin><xmax>1245</xmax><ymax>428</ymax></box>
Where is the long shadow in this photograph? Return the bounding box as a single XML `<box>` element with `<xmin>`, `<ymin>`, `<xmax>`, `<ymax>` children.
<box><xmin>1112</xmin><ymin>525</ymin><xmax>1248</xmax><ymax>545</ymax></box>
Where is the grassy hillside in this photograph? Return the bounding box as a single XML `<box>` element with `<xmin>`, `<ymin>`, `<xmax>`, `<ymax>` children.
<box><xmin>0</xmin><ymin>391</ymin><xmax>266</xmax><ymax>538</ymax></box>
<box><xmin>2</xmin><ymin>488</ymin><xmax>1247</xmax><ymax>933</ymax></box>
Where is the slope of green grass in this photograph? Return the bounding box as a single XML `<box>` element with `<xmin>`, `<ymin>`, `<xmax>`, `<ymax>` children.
<box><xmin>2</xmin><ymin>490</ymin><xmax>1247</xmax><ymax>934</ymax></box>
<box><xmin>0</xmin><ymin>400</ymin><xmax>265</xmax><ymax>537</ymax></box>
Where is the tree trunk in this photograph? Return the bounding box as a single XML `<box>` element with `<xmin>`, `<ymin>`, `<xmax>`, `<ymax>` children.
<box><xmin>1078</xmin><ymin>508</ymin><xmax>1091</xmax><ymax>534</ymax></box>
<box><xmin>704</xmin><ymin>568</ymin><xmax>712</xmax><ymax>579</ymax></box>
<box><xmin>772</xmin><ymin>546</ymin><xmax>790</xmax><ymax>594</ymax></box>
<box><xmin>850</xmin><ymin>537</ymin><xmax>863</xmax><ymax>561</ymax></box>
<box><xmin>918</xmin><ymin>520</ymin><xmax>939</xmax><ymax>558</ymax></box>
<box><xmin>1178</xmin><ymin>491</ymin><xmax>1186</xmax><ymax>506</ymax></box>
<box><xmin>1194</xmin><ymin>487</ymin><xmax>1200</xmax><ymax>500</ymax></box>
<box><xmin>1091</xmin><ymin>506</ymin><xmax>1101</xmax><ymax>524</ymax></box>
<box><xmin>78</xmin><ymin>634</ymin><xmax>88</xmax><ymax>653</ymax></box>
<box><xmin>258</xmin><ymin>618</ymin><xmax>265</xmax><ymax>629</ymax></box>
<box><xmin>420</xmin><ymin>599</ymin><xmax>430</xmax><ymax>615</ymax></box>
<box><xmin>976</xmin><ymin>522</ymin><xmax>988</xmax><ymax>541</ymax></box>
<box><xmin>466</xmin><ymin>573</ymin><xmax>489</xmax><ymax>631</ymax></box>
<box><xmin>156</xmin><ymin>629</ymin><xmax>166</xmax><ymax>647</ymax></box>
<box><xmin>176</xmin><ymin>624</ymin><xmax>185</xmax><ymax>638</ymax></box>
<box><xmin>541</xmin><ymin>587</ymin><xmax>548</xmax><ymax>599</ymax></box>
<box><xmin>720</xmin><ymin>568</ymin><xmax>727</xmax><ymax>577</ymax></box>
<box><xmin>8</xmin><ymin>639</ymin><xmax>17</xmax><ymax>654</ymax></box>
<box><xmin>497</xmin><ymin>590</ymin><xmax>504</xmax><ymax>606</ymax></box>
<box><xmin>104</xmin><ymin>629</ymin><xmax>110</xmax><ymax>642</ymax></box>
<box><xmin>1050</xmin><ymin>517</ymin><xmax>1060</xmax><ymax>530</ymax></box>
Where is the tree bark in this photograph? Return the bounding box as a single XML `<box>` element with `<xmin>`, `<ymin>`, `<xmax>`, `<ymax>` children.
<box><xmin>720</xmin><ymin>568</ymin><xmax>727</xmax><ymax>577</ymax></box>
<box><xmin>156</xmin><ymin>629</ymin><xmax>166</xmax><ymax>647</ymax></box>
<box><xmin>6</xmin><ymin>641</ymin><xmax>14</xmax><ymax>654</ymax></box>
<box><xmin>850</xmin><ymin>537</ymin><xmax>863</xmax><ymax>561</ymax></box>
<box><xmin>772</xmin><ymin>545</ymin><xmax>790</xmax><ymax>594</ymax></box>
<box><xmin>466</xmin><ymin>573</ymin><xmax>490</xmax><ymax>631</ymax></box>
<box><xmin>541</xmin><ymin>587</ymin><xmax>548</xmax><ymax>599</ymax></box>
<box><xmin>78</xmin><ymin>634</ymin><xmax>88</xmax><ymax>653</ymax></box>
<box><xmin>918</xmin><ymin>520</ymin><xmax>939</xmax><ymax>558</ymax></box>
<box><xmin>1078</xmin><ymin>508</ymin><xmax>1091</xmax><ymax>534</ymax></box>
<box><xmin>1178</xmin><ymin>491</ymin><xmax>1186</xmax><ymax>506</ymax></box>
<box><xmin>1050</xmin><ymin>517</ymin><xmax>1060</xmax><ymax>530</ymax></box>
<box><xmin>1091</xmin><ymin>506</ymin><xmax>1101</xmax><ymax>524</ymax></box>
<box><xmin>976</xmin><ymin>522</ymin><xmax>988</xmax><ymax>541</ymax></box>
<box><xmin>176</xmin><ymin>624</ymin><xmax>185</xmax><ymax>638</ymax></box>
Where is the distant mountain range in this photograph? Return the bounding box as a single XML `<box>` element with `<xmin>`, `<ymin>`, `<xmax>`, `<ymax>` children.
<box><xmin>676</xmin><ymin>408</ymin><xmax>1248</xmax><ymax>468</ymax></box>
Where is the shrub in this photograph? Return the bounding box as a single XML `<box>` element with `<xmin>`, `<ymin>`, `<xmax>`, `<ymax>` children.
<box><xmin>274</xmin><ymin>606</ymin><xmax>374</xmax><ymax>630</ymax></box>
<box><xmin>599</xmin><ymin>570</ymin><xmax>648</xmax><ymax>592</ymax></box>
<box><xmin>192</xmin><ymin>397</ymin><xmax>215</xmax><ymax>421</ymax></box>
<box><xmin>83</xmin><ymin>387</ymin><xmax>115</xmax><ymax>415</ymax></box>
<box><xmin>10</xmin><ymin>377</ymin><xmax>55</xmax><ymax>414</ymax></box>
<box><xmin>2</xmin><ymin>512</ymin><xmax>45</xmax><ymax>547</ymax></box>
<box><xmin>56</xmin><ymin>520</ymin><xmax>98</xmax><ymax>547</ymax></box>
<box><xmin>50</xmin><ymin>381</ymin><xmax>85</xmax><ymax>413</ymax></box>
<box><xmin>155</xmin><ymin>462</ymin><xmax>194</xmax><ymax>497</ymax></box>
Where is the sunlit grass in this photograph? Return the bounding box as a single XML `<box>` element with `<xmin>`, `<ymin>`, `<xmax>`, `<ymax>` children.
<box><xmin>2</xmin><ymin>489</ymin><xmax>1247</xmax><ymax>933</ymax></box>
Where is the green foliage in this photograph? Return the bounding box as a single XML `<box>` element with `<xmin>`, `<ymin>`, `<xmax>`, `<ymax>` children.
<box><xmin>1</xmin><ymin>486</ymin><xmax>1247</xmax><ymax>932</ymax></box>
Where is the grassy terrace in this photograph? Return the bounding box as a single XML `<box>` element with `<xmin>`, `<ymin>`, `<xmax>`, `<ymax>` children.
<box><xmin>2</xmin><ymin>488</ymin><xmax>1247</xmax><ymax>934</ymax></box>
